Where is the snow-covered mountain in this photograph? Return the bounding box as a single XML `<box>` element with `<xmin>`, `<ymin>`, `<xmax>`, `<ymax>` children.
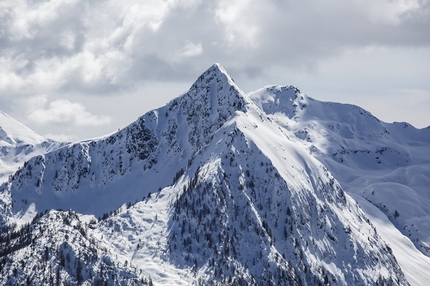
<box><xmin>249</xmin><ymin>86</ymin><xmax>430</xmax><ymax>257</ymax></box>
<box><xmin>0</xmin><ymin>64</ymin><xmax>428</xmax><ymax>285</ymax></box>
<box><xmin>0</xmin><ymin>111</ymin><xmax>64</xmax><ymax>183</ymax></box>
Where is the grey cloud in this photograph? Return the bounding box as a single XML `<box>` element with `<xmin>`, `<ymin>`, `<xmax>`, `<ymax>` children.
<box><xmin>1</xmin><ymin>1</ymin><xmax>87</xmax><ymax>58</ymax></box>
<box><xmin>222</xmin><ymin>1</ymin><xmax>429</xmax><ymax>72</ymax></box>
<box><xmin>0</xmin><ymin>0</ymin><xmax>429</xmax><ymax>104</ymax></box>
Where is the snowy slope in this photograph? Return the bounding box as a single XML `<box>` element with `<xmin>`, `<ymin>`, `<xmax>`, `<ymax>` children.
<box><xmin>0</xmin><ymin>111</ymin><xmax>65</xmax><ymax>227</ymax></box>
<box><xmin>351</xmin><ymin>194</ymin><xmax>430</xmax><ymax>286</ymax></box>
<box><xmin>0</xmin><ymin>209</ymin><xmax>151</xmax><ymax>285</ymax></box>
<box><xmin>249</xmin><ymin>85</ymin><xmax>430</xmax><ymax>282</ymax></box>
<box><xmin>0</xmin><ymin>110</ymin><xmax>63</xmax><ymax>183</ymax></box>
<box><xmin>0</xmin><ymin>110</ymin><xmax>48</xmax><ymax>147</ymax></box>
<box><xmin>94</xmin><ymin>101</ymin><xmax>409</xmax><ymax>285</ymax></box>
<box><xmin>0</xmin><ymin>64</ymin><xmax>250</xmax><ymax>219</ymax></box>
<box><xmin>0</xmin><ymin>64</ymin><xmax>425</xmax><ymax>285</ymax></box>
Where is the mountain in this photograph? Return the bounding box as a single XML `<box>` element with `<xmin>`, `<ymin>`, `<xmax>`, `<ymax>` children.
<box><xmin>0</xmin><ymin>111</ymin><xmax>65</xmax><ymax>227</ymax></box>
<box><xmin>0</xmin><ymin>64</ymin><xmax>428</xmax><ymax>285</ymax></box>
<box><xmin>0</xmin><ymin>64</ymin><xmax>251</xmax><ymax>219</ymax></box>
<box><xmin>249</xmin><ymin>85</ymin><xmax>430</xmax><ymax>257</ymax></box>
<box><xmin>0</xmin><ymin>111</ymin><xmax>63</xmax><ymax>183</ymax></box>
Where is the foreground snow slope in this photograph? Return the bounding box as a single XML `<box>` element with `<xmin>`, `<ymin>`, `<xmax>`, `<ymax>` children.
<box><xmin>0</xmin><ymin>209</ymin><xmax>151</xmax><ymax>285</ymax></box>
<box><xmin>0</xmin><ymin>64</ymin><xmax>426</xmax><ymax>285</ymax></box>
<box><xmin>249</xmin><ymin>85</ymin><xmax>430</xmax><ymax>258</ymax></box>
<box><xmin>351</xmin><ymin>194</ymin><xmax>430</xmax><ymax>286</ymax></box>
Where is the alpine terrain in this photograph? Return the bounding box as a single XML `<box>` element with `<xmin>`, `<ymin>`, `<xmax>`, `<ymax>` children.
<box><xmin>0</xmin><ymin>111</ymin><xmax>64</xmax><ymax>183</ymax></box>
<box><xmin>0</xmin><ymin>64</ymin><xmax>429</xmax><ymax>285</ymax></box>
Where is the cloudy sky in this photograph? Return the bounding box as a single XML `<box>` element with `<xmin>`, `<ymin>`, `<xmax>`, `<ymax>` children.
<box><xmin>1</xmin><ymin>0</ymin><xmax>429</xmax><ymax>141</ymax></box>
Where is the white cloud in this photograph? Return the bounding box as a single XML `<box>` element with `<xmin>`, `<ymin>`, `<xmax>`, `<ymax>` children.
<box><xmin>20</xmin><ymin>95</ymin><xmax>49</xmax><ymax>113</ymax></box>
<box><xmin>0</xmin><ymin>56</ymin><xmax>28</xmax><ymax>94</ymax></box>
<box><xmin>28</xmin><ymin>99</ymin><xmax>112</xmax><ymax>127</ymax></box>
<box><xmin>1</xmin><ymin>0</ymin><xmax>429</xmax><ymax>95</ymax></box>
<box><xmin>175</xmin><ymin>41</ymin><xmax>203</xmax><ymax>57</ymax></box>
<box><xmin>214</xmin><ymin>0</ymin><xmax>261</xmax><ymax>49</ymax></box>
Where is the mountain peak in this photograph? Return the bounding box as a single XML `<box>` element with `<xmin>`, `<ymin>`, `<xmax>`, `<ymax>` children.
<box><xmin>157</xmin><ymin>63</ymin><xmax>250</xmax><ymax>150</ymax></box>
<box><xmin>0</xmin><ymin>110</ymin><xmax>47</xmax><ymax>147</ymax></box>
<box><xmin>206</xmin><ymin>63</ymin><xmax>228</xmax><ymax>76</ymax></box>
<box><xmin>248</xmin><ymin>85</ymin><xmax>304</xmax><ymax>119</ymax></box>
<box><xmin>191</xmin><ymin>63</ymin><xmax>239</xmax><ymax>94</ymax></box>
<box><xmin>205</xmin><ymin>63</ymin><xmax>234</xmax><ymax>82</ymax></box>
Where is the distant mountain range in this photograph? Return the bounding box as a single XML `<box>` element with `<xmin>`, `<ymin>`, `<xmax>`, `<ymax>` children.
<box><xmin>0</xmin><ymin>110</ymin><xmax>64</xmax><ymax>183</ymax></box>
<box><xmin>0</xmin><ymin>64</ymin><xmax>429</xmax><ymax>285</ymax></box>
